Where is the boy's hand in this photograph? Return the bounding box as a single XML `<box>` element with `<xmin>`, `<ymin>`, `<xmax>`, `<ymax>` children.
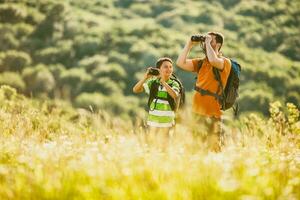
<box><xmin>144</xmin><ymin>67</ymin><xmax>154</xmax><ymax>79</ymax></box>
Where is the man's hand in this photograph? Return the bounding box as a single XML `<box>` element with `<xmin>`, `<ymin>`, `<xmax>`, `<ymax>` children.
<box><xmin>205</xmin><ymin>34</ymin><xmax>224</xmax><ymax>70</ymax></box>
<box><xmin>187</xmin><ymin>37</ymin><xmax>199</xmax><ymax>48</ymax></box>
<box><xmin>205</xmin><ymin>34</ymin><xmax>212</xmax><ymax>44</ymax></box>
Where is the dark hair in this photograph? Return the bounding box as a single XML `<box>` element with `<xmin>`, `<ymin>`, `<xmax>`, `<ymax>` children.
<box><xmin>208</xmin><ymin>32</ymin><xmax>224</xmax><ymax>50</ymax></box>
<box><xmin>156</xmin><ymin>57</ymin><xmax>173</xmax><ymax>68</ymax></box>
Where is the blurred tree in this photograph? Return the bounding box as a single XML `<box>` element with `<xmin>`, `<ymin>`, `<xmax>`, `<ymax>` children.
<box><xmin>60</xmin><ymin>68</ymin><xmax>91</xmax><ymax>97</ymax></box>
<box><xmin>0</xmin><ymin>4</ymin><xmax>27</xmax><ymax>24</ymax></box>
<box><xmin>214</xmin><ymin>0</ymin><xmax>241</xmax><ymax>9</ymax></box>
<box><xmin>74</xmin><ymin>92</ymin><xmax>107</xmax><ymax>111</ymax></box>
<box><xmin>92</xmin><ymin>62</ymin><xmax>126</xmax><ymax>82</ymax></box>
<box><xmin>0</xmin><ymin>0</ymin><xmax>298</xmax><ymax>117</ymax></box>
<box><xmin>0</xmin><ymin>31</ymin><xmax>19</xmax><ymax>50</ymax></box>
<box><xmin>22</xmin><ymin>64</ymin><xmax>55</xmax><ymax>95</ymax></box>
<box><xmin>130</xmin><ymin>3</ymin><xmax>152</xmax><ymax>17</ymax></box>
<box><xmin>240</xmin><ymin>82</ymin><xmax>275</xmax><ymax>115</ymax></box>
<box><xmin>0</xmin><ymin>72</ymin><xmax>25</xmax><ymax>92</ymax></box>
<box><xmin>92</xmin><ymin>77</ymin><xmax>122</xmax><ymax>96</ymax></box>
<box><xmin>25</xmin><ymin>7</ymin><xmax>44</xmax><ymax>25</ymax></box>
<box><xmin>78</xmin><ymin>55</ymin><xmax>108</xmax><ymax>73</ymax></box>
<box><xmin>14</xmin><ymin>23</ymin><xmax>34</xmax><ymax>39</ymax></box>
<box><xmin>286</xmin><ymin>92</ymin><xmax>300</xmax><ymax>108</ymax></box>
<box><xmin>0</xmin><ymin>50</ymin><xmax>31</xmax><ymax>72</ymax></box>
<box><xmin>73</xmin><ymin>36</ymin><xmax>102</xmax><ymax>59</ymax></box>
<box><xmin>34</xmin><ymin>40</ymin><xmax>74</xmax><ymax>66</ymax></box>
<box><xmin>32</xmin><ymin>3</ymin><xmax>66</xmax><ymax>40</ymax></box>
<box><xmin>48</xmin><ymin>63</ymin><xmax>65</xmax><ymax>83</ymax></box>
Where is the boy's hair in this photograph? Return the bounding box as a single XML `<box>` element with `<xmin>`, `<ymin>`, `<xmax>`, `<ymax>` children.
<box><xmin>208</xmin><ymin>31</ymin><xmax>224</xmax><ymax>50</ymax></box>
<box><xmin>156</xmin><ymin>57</ymin><xmax>173</xmax><ymax>68</ymax></box>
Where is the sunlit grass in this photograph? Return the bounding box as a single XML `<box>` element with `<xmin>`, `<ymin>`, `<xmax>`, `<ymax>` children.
<box><xmin>0</xmin><ymin>86</ymin><xmax>299</xmax><ymax>200</ymax></box>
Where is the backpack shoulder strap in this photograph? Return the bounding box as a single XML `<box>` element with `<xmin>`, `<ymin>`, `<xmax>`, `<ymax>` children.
<box><xmin>213</xmin><ymin>67</ymin><xmax>226</xmax><ymax>109</ymax></box>
<box><xmin>196</xmin><ymin>59</ymin><xmax>204</xmax><ymax>73</ymax></box>
<box><xmin>148</xmin><ymin>80</ymin><xmax>160</xmax><ymax>110</ymax></box>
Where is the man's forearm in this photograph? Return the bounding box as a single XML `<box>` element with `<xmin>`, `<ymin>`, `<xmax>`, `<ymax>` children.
<box><xmin>206</xmin><ymin>42</ymin><xmax>224</xmax><ymax>70</ymax></box>
<box><xmin>205</xmin><ymin>42</ymin><xmax>218</xmax><ymax>63</ymax></box>
<box><xmin>176</xmin><ymin>43</ymin><xmax>191</xmax><ymax>68</ymax></box>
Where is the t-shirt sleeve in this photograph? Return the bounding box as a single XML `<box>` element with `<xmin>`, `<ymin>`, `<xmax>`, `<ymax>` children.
<box><xmin>143</xmin><ymin>78</ymin><xmax>155</xmax><ymax>95</ymax></box>
<box><xmin>171</xmin><ymin>81</ymin><xmax>180</xmax><ymax>96</ymax></box>
<box><xmin>221</xmin><ymin>58</ymin><xmax>231</xmax><ymax>76</ymax></box>
<box><xmin>220</xmin><ymin>58</ymin><xmax>232</xmax><ymax>86</ymax></box>
<box><xmin>192</xmin><ymin>58</ymin><xmax>203</xmax><ymax>73</ymax></box>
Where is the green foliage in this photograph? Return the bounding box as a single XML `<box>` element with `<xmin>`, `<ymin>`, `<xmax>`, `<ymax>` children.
<box><xmin>48</xmin><ymin>63</ymin><xmax>65</xmax><ymax>81</ymax></box>
<box><xmin>0</xmin><ymin>50</ymin><xmax>31</xmax><ymax>72</ymax></box>
<box><xmin>74</xmin><ymin>92</ymin><xmax>107</xmax><ymax>111</ymax></box>
<box><xmin>32</xmin><ymin>3</ymin><xmax>66</xmax><ymax>40</ymax></box>
<box><xmin>0</xmin><ymin>72</ymin><xmax>25</xmax><ymax>92</ymax></box>
<box><xmin>92</xmin><ymin>62</ymin><xmax>126</xmax><ymax>81</ymax></box>
<box><xmin>0</xmin><ymin>31</ymin><xmax>19</xmax><ymax>50</ymax></box>
<box><xmin>239</xmin><ymin>82</ymin><xmax>275</xmax><ymax>115</ymax></box>
<box><xmin>24</xmin><ymin>6</ymin><xmax>45</xmax><ymax>25</ymax></box>
<box><xmin>0</xmin><ymin>23</ymin><xmax>34</xmax><ymax>50</ymax></box>
<box><xmin>0</xmin><ymin>0</ymin><xmax>299</xmax><ymax>117</ymax></box>
<box><xmin>22</xmin><ymin>64</ymin><xmax>55</xmax><ymax>95</ymax></box>
<box><xmin>0</xmin><ymin>4</ymin><xmax>27</xmax><ymax>24</ymax></box>
<box><xmin>91</xmin><ymin>77</ymin><xmax>122</xmax><ymax>95</ymax></box>
<box><xmin>78</xmin><ymin>54</ymin><xmax>108</xmax><ymax>73</ymax></box>
<box><xmin>130</xmin><ymin>3</ymin><xmax>152</xmax><ymax>17</ymax></box>
<box><xmin>214</xmin><ymin>0</ymin><xmax>241</xmax><ymax>9</ymax></box>
<box><xmin>73</xmin><ymin>36</ymin><xmax>102</xmax><ymax>59</ymax></box>
<box><xmin>0</xmin><ymin>85</ymin><xmax>19</xmax><ymax>101</ymax></box>
<box><xmin>34</xmin><ymin>40</ymin><xmax>74</xmax><ymax>65</ymax></box>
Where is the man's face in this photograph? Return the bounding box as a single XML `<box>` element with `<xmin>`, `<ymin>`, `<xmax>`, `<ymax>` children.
<box><xmin>210</xmin><ymin>35</ymin><xmax>218</xmax><ymax>49</ymax></box>
<box><xmin>159</xmin><ymin>61</ymin><xmax>173</xmax><ymax>77</ymax></box>
<box><xmin>204</xmin><ymin>34</ymin><xmax>220</xmax><ymax>51</ymax></box>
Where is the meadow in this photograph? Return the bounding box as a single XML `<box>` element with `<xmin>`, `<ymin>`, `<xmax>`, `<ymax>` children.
<box><xmin>0</xmin><ymin>85</ymin><xmax>299</xmax><ymax>200</ymax></box>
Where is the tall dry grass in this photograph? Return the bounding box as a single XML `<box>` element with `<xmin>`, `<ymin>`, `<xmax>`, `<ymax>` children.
<box><xmin>0</xmin><ymin>85</ymin><xmax>299</xmax><ymax>200</ymax></box>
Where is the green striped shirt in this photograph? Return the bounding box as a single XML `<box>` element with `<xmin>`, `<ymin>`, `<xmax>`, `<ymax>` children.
<box><xmin>143</xmin><ymin>78</ymin><xmax>180</xmax><ymax>128</ymax></box>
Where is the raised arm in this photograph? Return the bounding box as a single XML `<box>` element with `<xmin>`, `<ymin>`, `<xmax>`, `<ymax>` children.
<box><xmin>132</xmin><ymin>68</ymin><xmax>152</xmax><ymax>93</ymax></box>
<box><xmin>176</xmin><ymin>38</ymin><xmax>198</xmax><ymax>72</ymax></box>
<box><xmin>205</xmin><ymin>35</ymin><xmax>224</xmax><ymax>70</ymax></box>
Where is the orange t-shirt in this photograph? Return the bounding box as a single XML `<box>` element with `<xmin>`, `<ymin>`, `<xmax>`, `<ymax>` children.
<box><xmin>192</xmin><ymin>57</ymin><xmax>231</xmax><ymax>118</ymax></box>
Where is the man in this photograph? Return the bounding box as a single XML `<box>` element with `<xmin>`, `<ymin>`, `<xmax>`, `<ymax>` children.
<box><xmin>176</xmin><ymin>32</ymin><xmax>231</xmax><ymax>151</ymax></box>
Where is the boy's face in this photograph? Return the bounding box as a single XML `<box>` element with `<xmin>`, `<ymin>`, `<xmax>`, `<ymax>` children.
<box><xmin>159</xmin><ymin>61</ymin><xmax>173</xmax><ymax>77</ymax></box>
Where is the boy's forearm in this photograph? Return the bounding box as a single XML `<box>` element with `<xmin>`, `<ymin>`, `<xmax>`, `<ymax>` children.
<box><xmin>161</xmin><ymin>81</ymin><xmax>177</xmax><ymax>99</ymax></box>
<box><xmin>133</xmin><ymin>77</ymin><xmax>147</xmax><ymax>93</ymax></box>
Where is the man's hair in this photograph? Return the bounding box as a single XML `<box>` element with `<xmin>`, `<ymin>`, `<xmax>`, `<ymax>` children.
<box><xmin>208</xmin><ymin>31</ymin><xmax>224</xmax><ymax>50</ymax></box>
<box><xmin>156</xmin><ymin>57</ymin><xmax>173</xmax><ymax>68</ymax></box>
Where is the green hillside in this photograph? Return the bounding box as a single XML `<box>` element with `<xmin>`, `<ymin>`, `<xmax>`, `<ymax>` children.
<box><xmin>0</xmin><ymin>0</ymin><xmax>299</xmax><ymax>118</ymax></box>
